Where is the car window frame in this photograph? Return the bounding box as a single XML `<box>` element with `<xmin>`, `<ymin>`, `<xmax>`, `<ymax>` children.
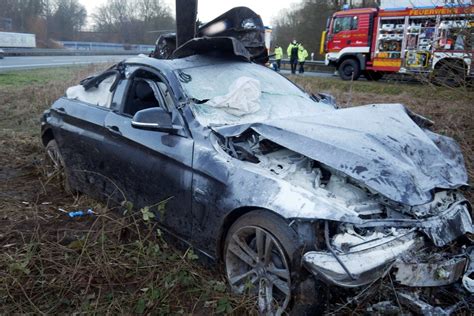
<box><xmin>114</xmin><ymin>64</ymin><xmax>192</xmax><ymax>138</ymax></box>
<box><xmin>118</xmin><ymin>74</ymin><xmax>168</xmax><ymax>118</ymax></box>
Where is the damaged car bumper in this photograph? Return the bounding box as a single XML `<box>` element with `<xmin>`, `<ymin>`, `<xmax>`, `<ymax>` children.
<box><xmin>302</xmin><ymin>202</ymin><xmax>474</xmax><ymax>291</ymax></box>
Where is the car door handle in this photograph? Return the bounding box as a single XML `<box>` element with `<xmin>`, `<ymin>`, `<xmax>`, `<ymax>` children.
<box><xmin>106</xmin><ymin>125</ymin><xmax>122</xmax><ymax>136</ymax></box>
<box><xmin>55</xmin><ymin>107</ymin><xmax>66</xmax><ymax>114</ymax></box>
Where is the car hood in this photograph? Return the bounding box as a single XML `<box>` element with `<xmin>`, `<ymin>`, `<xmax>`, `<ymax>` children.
<box><xmin>213</xmin><ymin>104</ymin><xmax>468</xmax><ymax>206</ymax></box>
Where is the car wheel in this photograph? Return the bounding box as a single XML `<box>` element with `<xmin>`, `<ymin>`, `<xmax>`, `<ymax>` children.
<box><xmin>45</xmin><ymin>139</ymin><xmax>71</xmax><ymax>192</ymax></box>
<box><xmin>339</xmin><ymin>59</ymin><xmax>361</xmax><ymax>81</ymax></box>
<box><xmin>224</xmin><ymin>210</ymin><xmax>301</xmax><ymax>315</ymax></box>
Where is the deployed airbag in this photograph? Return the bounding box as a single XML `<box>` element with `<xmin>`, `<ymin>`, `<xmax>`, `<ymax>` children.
<box><xmin>205</xmin><ymin>76</ymin><xmax>261</xmax><ymax>116</ymax></box>
<box><xmin>66</xmin><ymin>75</ymin><xmax>114</xmax><ymax>108</ymax></box>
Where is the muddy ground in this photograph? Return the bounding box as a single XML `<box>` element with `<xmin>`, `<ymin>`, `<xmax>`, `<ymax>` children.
<box><xmin>0</xmin><ymin>66</ymin><xmax>473</xmax><ymax>314</ymax></box>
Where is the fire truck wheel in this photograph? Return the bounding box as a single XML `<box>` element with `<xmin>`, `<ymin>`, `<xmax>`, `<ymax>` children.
<box><xmin>339</xmin><ymin>59</ymin><xmax>361</xmax><ymax>81</ymax></box>
<box><xmin>364</xmin><ymin>71</ymin><xmax>383</xmax><ymax>81</ymax></box>
<box><xmin>431</xmin><ymin>63</ymin><xmax>466</xmax><ymax>88</ymax></box>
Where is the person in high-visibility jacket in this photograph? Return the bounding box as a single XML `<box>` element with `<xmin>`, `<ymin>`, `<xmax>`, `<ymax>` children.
<box><xmin>274</xmin><ymin>45</ymin><xmax>283</xmax><ymax>71</ymax></box>
<box><xmin>287</xmin><ymin>40</ymin><xmax>299</xmax><ymax>74</ymax></box>
<box><xmin>298</xmin><ymin>45</ymin><xmax>309</xmax><ymax>74</ymax></box>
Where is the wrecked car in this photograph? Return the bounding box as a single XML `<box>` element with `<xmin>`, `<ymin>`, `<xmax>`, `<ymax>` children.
<box><xmin>41</xmin><ymin>48</ymin><xmax>473</xmax><ymax>314</ymax></box>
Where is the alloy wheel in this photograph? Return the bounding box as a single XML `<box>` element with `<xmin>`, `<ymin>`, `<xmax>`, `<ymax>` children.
<box><xmin>225</xmin><ymin>226</ymin><xmax>291</xmax><ymax>315</ymax></box>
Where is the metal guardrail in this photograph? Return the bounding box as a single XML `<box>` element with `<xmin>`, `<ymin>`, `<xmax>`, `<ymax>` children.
<box><xmin>3</xmin><ymin>48</ymin><xmax>148</xmax><ymax>57</ymax></box>
<box><xmin>1</xmin><ymin>50</ymin><xmax>334</xmax><ymax>73</ymax></box>
<box><xmin>269</xmin><ymin>58</ymin><xmax>333</xmax><ymax>73</ymax></box>
<box><xmin>270</xmin><ymin>58</ymin><xmax>325</xmax><ymax>65</ymax></box>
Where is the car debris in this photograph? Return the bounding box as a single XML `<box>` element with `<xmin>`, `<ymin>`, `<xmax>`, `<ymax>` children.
<box><xmin>397</xmin><ymin>291</ymin><xmax>463</xmax><ymax>315</ymax></box>
<box><xmin>366</xmin><ymin>301</ymin><xmax>400</xmax><ymax>314</ymax></box>
<box><xmin>41</xmin><ymin>7</ymin><xmax>472</xmax><ymax>313</ymax></box>
<box><xmin>394</xmin><ymin>256</ymin><xmax>467</xmax><ymax>287</ymax></box>
<box><xmin>462</xmin><ymin>247</ymin><xmax>474</xmax><ymax>293</ymax></box>
<box><xmin>67</xmin><ymin>209</ymin><xmax>95</xmax><ymax>218</ymax></box>
<box><xmin>152</xmin><ymin>5</ymin><xmax>268</xmax><ymax>64</ymax></box>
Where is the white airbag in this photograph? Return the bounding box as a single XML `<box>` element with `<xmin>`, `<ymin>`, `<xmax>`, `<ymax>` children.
<box><xmin>66</xmin><ymin>75</ymin><xmax>115</xmax><ymax>107</ymax></box>
<box><xmin>205</xmin><ymin>76</ymin><xmax>261</xmax><ymax>116</ymax></box>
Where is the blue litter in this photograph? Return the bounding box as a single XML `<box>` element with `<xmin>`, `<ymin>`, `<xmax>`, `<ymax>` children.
<box><xmin>68</xmin><ymin>209</ymin><xmax>94</xmax><ymax>218</ymax></box>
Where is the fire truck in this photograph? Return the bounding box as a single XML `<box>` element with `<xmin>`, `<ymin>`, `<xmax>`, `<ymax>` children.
<box><xmin>321</xmin><ymin>5</ymin><xmax>473</xmax><ymax>84</ymax></box>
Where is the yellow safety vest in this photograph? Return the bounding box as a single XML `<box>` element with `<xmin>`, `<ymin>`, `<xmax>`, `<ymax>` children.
<box><xmin>274</xmin><ymin>47</ymin><xmax>283</xmax><ymax>60</ymax></box>
<box><xmin>298</xmin><ymin>48</ymin><xmax>308</xmax><ymax>62</ymax></box>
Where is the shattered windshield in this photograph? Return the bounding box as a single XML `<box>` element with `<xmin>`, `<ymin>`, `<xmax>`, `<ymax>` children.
<box><xmin>176</xmin><ymin>62</ymin><xmax>331</xmax><ymax>126</ymax></box>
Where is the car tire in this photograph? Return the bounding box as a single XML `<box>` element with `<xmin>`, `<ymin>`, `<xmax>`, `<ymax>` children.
<box><xmin>364</xmin><ymin>70</ymin><xmax>383</xmax><ymax>81</ymax></box>
<box><xmin>339</xmin><ymin>59</ymin><xmax>361</xmax><ymax>81</ymax></box>
<box><xmin>224</xmin><ymin>210</ymin><xmax>315</xmax><ymax>314</ymax></box>
<box><xmin>45</xmin><ymin>139</ymin><xmax>71</xmax><ymax>193</ymax></box>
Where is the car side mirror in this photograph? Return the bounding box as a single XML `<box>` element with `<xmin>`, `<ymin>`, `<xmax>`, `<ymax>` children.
<box><xmin>131</xmin><ymin>107</ymin><xmax>181</xmax><ymax>134</ymax></box>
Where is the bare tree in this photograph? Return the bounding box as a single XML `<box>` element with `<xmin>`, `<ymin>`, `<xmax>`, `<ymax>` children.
<box><xmin>92</xmin><ymin>0</ymin><xmax>175</xmax><ymax>44</ymax></box>
<box><xmin>0</xmin><ymin>0</ymin><xmax>45</xmax><ymax>32</ymax></box>
<box><xmin>47</xmin><ymin>0</ymin><xmax>87</xmax><ymax>40</ymax></box>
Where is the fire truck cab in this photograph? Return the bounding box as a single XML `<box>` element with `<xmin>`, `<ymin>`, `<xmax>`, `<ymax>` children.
<box><xmin>322</xmin><ymin>5</ymin><xmax>473</xmax><ymax>85</ymax></box>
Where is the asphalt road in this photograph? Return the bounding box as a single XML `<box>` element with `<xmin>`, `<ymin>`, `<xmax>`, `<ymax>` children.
<box><xmin>0</xmin><ymin>55</ymin><xmax>419</xmax><ymax>85</ymax></box>
<box><xmin>0</xmin><ymin>55</ymin><xmax>137</xmax><ymax>72</ymax></box>
<box><xmin>0</xmin><ymin>55</ymin><xmax>337</xmax><ymax>78</ymax></box>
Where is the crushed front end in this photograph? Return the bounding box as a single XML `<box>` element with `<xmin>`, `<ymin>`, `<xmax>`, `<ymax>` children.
<box><xmin>301</xmin><ymin>191</ymin><xmax>473</xmax><ymax>313</ymax></box>
<box><xmin>214</xmin><ymin>125</ymin><xmax>473</xmax><ymax>313</ymax></box>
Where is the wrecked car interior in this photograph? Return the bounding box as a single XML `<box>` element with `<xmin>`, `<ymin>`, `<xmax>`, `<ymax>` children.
<box><xmin>40</xmin><ymin>1</ymin><xmax>473</xmax><ymax>315</ymax></box>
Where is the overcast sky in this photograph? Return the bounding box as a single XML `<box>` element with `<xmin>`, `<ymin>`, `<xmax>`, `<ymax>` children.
<box><xmin>79</xmin><ymin>0</ymin><xmax>301</xmax><ymax>27</ymax></box>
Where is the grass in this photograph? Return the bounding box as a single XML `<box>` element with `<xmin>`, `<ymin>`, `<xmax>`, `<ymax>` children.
<box><xmin>0</xmin><ymin>66</ymin><xmax>472</xmax><ymax>314</ymax></box>
<box><xmin>0</xmin><ymin>66</ymin><xmax>89</xmax><ymax>86</ymax></box>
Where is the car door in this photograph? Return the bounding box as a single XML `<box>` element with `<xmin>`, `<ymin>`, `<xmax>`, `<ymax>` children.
<box><xmin>50</xmin><ymin>73</ymin><xmax>117</xmax><ymax>198</ymax></box>
<box><xmin>102</xmin><ymin>67</ymin><xmax>194</xmax><ymax>238</ymax></box>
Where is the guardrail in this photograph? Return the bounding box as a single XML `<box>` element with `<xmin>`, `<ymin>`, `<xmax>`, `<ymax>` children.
<box><xmin>2</xmin><ymin>50</ymin><xmax>335</xmax><ymax>73</ymax></box>
<box><xmin>269</xmin><ymin>58</ymin><xmax>333</xmax><ymax>73</ymax></box>
<box><xmin>3</xmin><ymin>48</ymin><xmax>148</xmax><ymax>57</ymax></box>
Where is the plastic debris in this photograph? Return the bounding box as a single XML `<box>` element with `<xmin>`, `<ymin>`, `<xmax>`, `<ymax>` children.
<box><xmin>67</xmin><ymin>209</ymin><xmax>95</xmax><ymax>218</ymax></box>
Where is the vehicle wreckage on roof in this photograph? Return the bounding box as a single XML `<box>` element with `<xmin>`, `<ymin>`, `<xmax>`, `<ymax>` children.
<box><xmin>151</xmin><ymin>5</ymin><xmax>268</xmax><ymax>64</ymax></box>
<box><xmin>41</xmin><ymin>1</ymin><xmax>473</xmax><ymax>314</ymax></box>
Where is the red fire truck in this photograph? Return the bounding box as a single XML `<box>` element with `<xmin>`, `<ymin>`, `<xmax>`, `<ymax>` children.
<box><xmin>321</xmin><ymin>5</ymin><xmax>473</xmax><ymax>84</ymax></box>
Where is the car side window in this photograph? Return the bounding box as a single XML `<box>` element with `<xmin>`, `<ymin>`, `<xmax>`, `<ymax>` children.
<box><xmin>123</xmin><ymin>77</ymin><xmax>164</xmax><ymax>117</ymax></box>
<box><xmin>66</xmin><ymin>74</ymin><xmax>116</xmax><ymax>108</ymax></box>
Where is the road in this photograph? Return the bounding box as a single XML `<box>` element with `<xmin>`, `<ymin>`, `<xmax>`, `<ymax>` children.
<box><xmin>0</xmin><ymin>55</ymin><xmax>137</xmax><ymax>72</ymax></box>
<box><xmin>0</xmin><ymin>55</ymin><xmax>419</xmax><ymax>84</ymax></box>
<box><xmin>0</xmin><ymin>55</ymin><xmax>336</xmax><ymax>78</ymax></box>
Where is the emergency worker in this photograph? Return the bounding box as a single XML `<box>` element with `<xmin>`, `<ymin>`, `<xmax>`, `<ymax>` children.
<box><xmin>274</xmin><ymin>45</ymin><xmax>283</xmax><ymax>71</ymax></box>
<box><xmin>287</xmin><ymin>40</ymin><xmax>299</xmax><ymax>74</ymax></box>
<box><xmin>298</xmin><ymin>45</ymin><xmax>309</xmax><ymax>74</ymax></box>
